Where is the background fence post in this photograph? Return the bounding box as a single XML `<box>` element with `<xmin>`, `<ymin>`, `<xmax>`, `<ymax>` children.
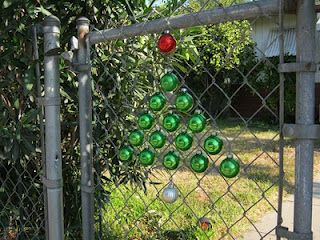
<box><xmin>43</xmin><ymin>15</ymin><xmax>64</xmax><ymax>240</ymax></box>
<box><xmin>77</xmin><ymin>17</ymin><xmax>95</xmax><ymax>240</ymax></box>
<box><xmin>294</xmin><ymin>0</ymin><xmax>316</xmax><ymax>239</ymax></box>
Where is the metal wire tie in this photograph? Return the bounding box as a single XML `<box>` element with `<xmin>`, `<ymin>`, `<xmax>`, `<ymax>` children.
<box><xmin>42</xmin><ymin>176</ymin><xmax>63</xmax><ymax>189</ymax></box>
<box><xmin>276</xmin><ymin>226</ymin><xmax>313</xmax><ymax>240</ymax></box>
<box><xmin>278</xmin><ymin>62</ymin><xmax>316</xmax><ymax>73</ymax></box>
<box><xmin>81</xmin><ymin>184</ymin><xmax>94</xmax><ymax>193</ymax></box>
<box><xmin>37</xmin><ymin>97</ymin><xmax>61</xmax><ymax>106</ymax></box>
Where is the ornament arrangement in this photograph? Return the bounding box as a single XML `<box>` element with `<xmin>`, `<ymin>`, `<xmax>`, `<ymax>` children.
<box><xmin>117</xmin><ymin>31</ymin><xmax>240</xmax><ymax>205</ymax></box>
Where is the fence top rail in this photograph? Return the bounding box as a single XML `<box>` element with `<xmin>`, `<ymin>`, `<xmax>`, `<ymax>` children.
<box><xmin>88</xmin><ymin>0</ymin><xmax>292</xmax><ymax>45</ymax></box>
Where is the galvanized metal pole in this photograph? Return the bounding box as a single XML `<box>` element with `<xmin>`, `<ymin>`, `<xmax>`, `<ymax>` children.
<box><xmin>277</xmin><ymin>1</ymin><xmax>285</xmax><ymax>239</ymax></box>
<box><xmin>77</xmin><ymin>17</ymin><xmax>95</xmax><ymax>240</ymax></box>
<box><xmin>43</xmin><ymin>16</ymin><xmax>64</xmax><ymax>240</ymax></box>
<box><xmin>294</xmin><ymin>0</ymin><xmax>316</xmax><ymax>239</ymax></box>
<box><xmin>88</xmin><ymin>0</ymin><xmax>295</xmax><ymax>45</ymax></box>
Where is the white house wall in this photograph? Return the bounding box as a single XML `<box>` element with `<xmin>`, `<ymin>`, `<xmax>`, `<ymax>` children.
<box><xmin>251</xmin><ymin>14</ymin><xmax>320</xmax><ymax>82</ymax></box>
<box><xmin>251</xmin><ymin>14</ymin><xmax>296</xmax><ymax>58</ymax></box>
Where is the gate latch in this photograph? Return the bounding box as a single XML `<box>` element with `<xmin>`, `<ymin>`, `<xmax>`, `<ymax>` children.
<box><xmin>276</xmin><ymin>226</ymin><xmax>313</xmax><ymax>240</ymax></box>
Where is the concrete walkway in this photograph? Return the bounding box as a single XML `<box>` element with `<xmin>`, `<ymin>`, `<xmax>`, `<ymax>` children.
<box><xmin>240</xmin><ymin>178</ymin><xmax>320</xmax><ymax>239</ymax></box>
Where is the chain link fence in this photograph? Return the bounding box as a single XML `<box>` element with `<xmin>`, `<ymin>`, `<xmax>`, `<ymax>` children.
<box><xmin>88</xmin><ymin>1</ymin><xmax>287</xmax><ymax>239</ymax></box>
<box><xmin>0</xmin><ymin>27</ymin><xmax>45</xmax><ymax>239</ymax></box>
<box><xmin>1</xmin><ymin>0</ymin><xmax>317</xmax><ymax>239</ymax></box>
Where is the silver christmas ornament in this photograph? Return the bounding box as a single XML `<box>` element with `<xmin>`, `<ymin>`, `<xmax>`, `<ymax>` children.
<box><xmin>162</xmin><ymin>183</ymin><xmax>179</xmax><ymax>203</ymax></box>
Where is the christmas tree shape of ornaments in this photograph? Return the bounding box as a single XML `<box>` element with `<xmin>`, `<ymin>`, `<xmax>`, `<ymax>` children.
<box><xmin>118</xmin><ymin>31</ymin><xmax>240</xmax><ymax>203</ymax></box>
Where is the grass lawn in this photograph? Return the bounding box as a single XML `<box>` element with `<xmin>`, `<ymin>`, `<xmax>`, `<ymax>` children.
<box><xmin>98</xmin><ymin>120</ymin><xmax>320</xmax><ymax>240</ymax></box>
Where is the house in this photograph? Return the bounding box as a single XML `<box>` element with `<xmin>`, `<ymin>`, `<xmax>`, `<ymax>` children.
<box><xmin>231</xmin><ymin>12</ymin><xmax>320</xmax><ymax>121</ymax></box>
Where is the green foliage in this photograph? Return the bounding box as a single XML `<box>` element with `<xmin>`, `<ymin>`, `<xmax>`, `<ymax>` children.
<box><xmin>250</xmin><ymin>54</ymin><xmax>296</xmax><ymax>121</ymax></box>
<box><xmin>0</xmin><ymin>0</ymin><xmax>160</xmax><ymax>237</ymax></box>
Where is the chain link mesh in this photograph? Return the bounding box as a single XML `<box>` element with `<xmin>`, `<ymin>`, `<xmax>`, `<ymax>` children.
<box><xmin>0</xmin><ymin>1</ymin><xmax>296</xmax><ymax>239</ymax></box>
<box><xmin>0</xmin><ymin>27</ymin><xmax>45</xmax><ymax>239</ymax></box>
<box><xmin>0</xmin><ymin>82</ymin><xmax>45</xmax><ymax>239</ymax></box>
<box><xmin>90</xmin><ymin>1</ymin><xmax>287</xmax><ymax>239</ymax></box>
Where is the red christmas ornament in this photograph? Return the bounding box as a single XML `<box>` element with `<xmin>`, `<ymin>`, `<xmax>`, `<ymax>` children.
<box><xmin>198</xmin><ymin>217</ymin><xmax>212</xmax><ymax>231</ymax></box>
<box><xmin>158</xmin><ymin>32</ymin><xmax>176</xmax><ymax>53</ymax></box>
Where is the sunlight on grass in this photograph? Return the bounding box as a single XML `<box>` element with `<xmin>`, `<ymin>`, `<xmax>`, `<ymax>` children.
<box><xmin>99</xmin><ymin>121</ymin><xmax>320</xmax><ymax>239</ymax></box>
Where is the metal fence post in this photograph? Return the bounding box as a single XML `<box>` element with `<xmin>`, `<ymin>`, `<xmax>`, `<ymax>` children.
<box><xmin>77</xmin><ymin>17</ymin><xmax>95</xmax><ymax>240</ymax></box>
<box><xmin>294</xmin><ymin>0</ymin><xmax>316</xmax><ymax>239</ymax></box>
<box><xmin>43</xmin><ymin>15</ymin><xmax>64</xmax><ymax>240</ymax></box>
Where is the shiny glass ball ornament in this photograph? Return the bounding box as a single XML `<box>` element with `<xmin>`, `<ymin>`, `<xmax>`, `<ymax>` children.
<box><xmin>187</xmin><ymin>113</ymin><xmax>206</xmax><ymax>133</ymax></box>
<box><xmin>158</xmin><ymin>32</ymin><xmax>177</xmax><ymax>53</ymax></box>
<box><xmin>162</xmin><ymin>184</ymin><xmax>179</xmax><ymax>203</ymax></box>
<box><xmin>149</xmin><ymin>93</ymin><xmax>166</xmax><ymax>111</ymax></box>
<box><xmin>160</xmin><ymin>73</ymin><xmax>179</xmax><ymax>92</ymax></box>
<box><xmin>204</xmin><ymin>135</ymin><xmax>223</xmax><ymax>155</ymax></box>
<box><xmin>119</xmin><ymin>146</ymin><xmax>134</xmax><ymax>162</ymax></box>
<box><xmin>163</xmin><ymin>113</ymin><xmax>180</xmax><ymax>132</ymax></box>
<box><xmin>139</xmin><ymin>148</ymin><xmax>155</xmax><ymax>167</ymax></box>
<box><xmin>138</xmin><ymin>112</ymin><xmax>154</xmax><ymax>130</ymax></box>
<box><xmin>175</xmin><ymin>92</ymin><xmax>194</xmax><ymax>112</ymax></box>
<box><xmin>149</xmin><ymin>130</ymin><xmax>166</xmax><ymax>148</ymax></box>
<box><xmin>219</xmin><ymin>157</ymin><xmax>240</xmax><ymax>178</ymax></box>
<box><xmin>163</xmin><ymin>151</ymin><xmax>180</xmax><ymax>170</ymax></box>
<box><xmin>128</xmin><ymin>130</ymin><xmax>144</xmax><ymax>146</ymax></box>
<box><xmin>175</xmin><ymin>132</ymin><xmax>193</xmax><ymax>151</ymax></box>
<box><xmin>190</xmin><ymin>153</ymin><xmax>209</xmax><ymax>173</ymax></box>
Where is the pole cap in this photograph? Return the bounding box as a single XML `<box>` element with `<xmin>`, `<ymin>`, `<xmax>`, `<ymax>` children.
<box><xmin>43</xmin><ymin>15</ymin><xmax>61</xmax><ymax>27</ymax></box>
<box><xmin>77</xmin><ymin>17</ymin><xmax>90</xmax><ymax>26</ymax></box>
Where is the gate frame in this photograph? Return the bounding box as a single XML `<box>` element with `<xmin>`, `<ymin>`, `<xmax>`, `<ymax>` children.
<box><xmin>71</xmin><ymin>0</ymin><xmax>317</xmax><ymax>239</ymax></box>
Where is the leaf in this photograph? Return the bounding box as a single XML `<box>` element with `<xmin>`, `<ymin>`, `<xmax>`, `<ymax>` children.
<box><xmin>3</xmin><ymin>0</ymin><xmax>12</xmax><ymax>8</ymax></box>
<box><xmin>36</xmin><ymin>5</ymin><xmax>52</xmax><ymax>16</ymax></box>
<box><xmin>14</xmin><ymin>98</ymin><xmax>20</xmax><ymax>110</ymax></box>
<box><xmin>21</xmin><ymin>109</ymin><xmax>39</xmax><ymax>125</ymax></box>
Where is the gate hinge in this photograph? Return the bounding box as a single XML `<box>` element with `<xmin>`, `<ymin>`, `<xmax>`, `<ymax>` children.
<box><xmin>73</xmin><ymin>63</ymin><xmax>91</xmax><ymax>72</ymax></box>
<box><xmin>283</xmin><ymin>123</ymin><xmax>320</xmax><ymax>139</ymax></box>
<box><xmin>276</xmin><ymin>226</ymin><xmax>312</xmax><ymax>240</ymax></box>
<box><xmin>41</xmin><ymin>176</ymin><xmax>63</xmax><ymax>189</ymax></box>
<box><xmin>61</xmin><ymin>36</ymin><xmax>80</xmax><ymax>72</ymax></box>
<box><xmin>278</xmin><ymin>62</ymin><xmax>316</xmax><ymax>73</ymax></box>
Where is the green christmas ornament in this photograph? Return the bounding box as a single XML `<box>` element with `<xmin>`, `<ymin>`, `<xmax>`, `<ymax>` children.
<box><xmin>119</xmin><ymin>146</ymin><xmax>134</xmax><ymax>162</ymax></box>
<box><xmin>149</xmin><ymin>130</ymin><xmax>166</xmax><ymax>148</ymax></box>
<box><xmin>175</xmin><ymin>91</ymin><xmax>194</xmax><ymax>112</ymax></box>
<box><xmin>187</xmin><ymin>113</ymin><xmax>206</xmax><ymax>133</ymax></box>
<box><xmin>163</xmin><ymin>151</ymin><xmax>180</xmax><ymax>170</ymax></box>
<box><xmin>138</xmin><ymin>112</ymin><xmax>154</xmax><ymax>130</ymax></box>
<box><xmin>219</xmin><ymin>157</ymin><xmax>240</xmax><ymax>178</ymax></box>
<box><xmin>129</xmin><ymin>130</ymin><xmax>144</xmax><ymax>146</ymax></box>
<box><xmin>175</xmin><ymin>132</ymin><xmax>193</xmax><ymax>151</ymax></box>
<box><xmin>149</xmin><ymin>93</ymin><xmax>166</xmax><ymax>111</ymax></box>
<box><xmin>160</xmin><ymin>72</ymin><xmax>179</xmax><ymax>92</ymax></box>
<box><xmin>190</xmin><ymin>153</ymin><xmax>209</xmax><ymax>173</ymax></box>
<box><xmin>139</xmin><ymin>148</ymin><xmax>155</xmax><ymax>166</ymax></box>
<box><xmin>204</xmin><ymin>135</ymin><xmax>223</xmax><ymax>155</ymax></box>
<box><xmin>163</xmin><ymin>113</ymin><xmax>180</xmax><ymax>132</ymax></box>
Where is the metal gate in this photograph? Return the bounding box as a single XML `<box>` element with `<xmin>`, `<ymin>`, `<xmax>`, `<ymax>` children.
<box><xmin>73</xmin><ymin>0</ymin><xmax>315</xmax><ymax>239</ymax></box>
